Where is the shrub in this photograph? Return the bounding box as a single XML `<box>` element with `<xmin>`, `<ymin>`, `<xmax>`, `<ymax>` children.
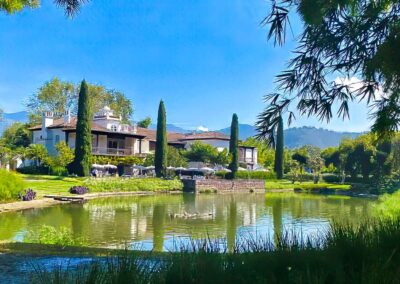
<box><xmin>50</xmin><ymin>166</ymin><xmax>68</xmax><ymax>177</ymax></box>
<box><xmin>69</xmin><ymin>186</ymin><xmax>89</xmax><ymax>195</ymax></box>
<box><xmin>16</xmin><ymin>166</ymin><xmax>49</xmax><ymax>175</ymax></box>
<box><xmin>216</xmin><ymin>171</ymin><xmax>276</xmax><ymax>180</ymax></box>
<box><xmin>322</xmin><ymin>173</ymin><xmax>341</xmax><ymax>183</ymax></box>
<box><xmin>19</xmin><ymin>189</ymin><xmax>37</xmax><ymax>201</ymax></box>
<box><xmin>0</xmin><ymin>170</ymin><xmax>25</xmax><ymax>201</ymax></box>
<box><xmin>284</xmin><ymin>172</ymin><xmax>314</xmax><ymax>182</ymax></box>
<box><xmin>84</xmin><ymin>178</ymin><xmax>183</xmax><ymax>192</ymax></box>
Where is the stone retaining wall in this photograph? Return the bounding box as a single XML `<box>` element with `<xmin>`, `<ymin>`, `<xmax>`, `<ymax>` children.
<box><xmin>182</xmin><ymin>179</ymin><xmax>265</xmax><ymax>193</ymax></box>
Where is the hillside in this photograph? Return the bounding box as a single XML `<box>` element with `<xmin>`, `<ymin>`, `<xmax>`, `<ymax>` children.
<box><xmin>218</xmin><ymin>124</ymin><xmax>361</xmax><ymax>148</ymax></box>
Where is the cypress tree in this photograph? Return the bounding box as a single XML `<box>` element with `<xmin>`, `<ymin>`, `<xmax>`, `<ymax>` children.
<box><xmin>229</xmin><ymin>113</ymin><xmax>239</xmax><ymax>179</ymax></box>
<box><xmin>72</xmin><ymin>80</ymin><xmax>92</xmax><ymax>177</ymax></box>
<box><xmin>274</xmin><ymin>116</ymin><xmax>284</xmax><ymax>179</ymax></box>
<box><xmin>155</xmin><ymin>100</ymin><xmax>167</xmax><ymax>177</ymax></box>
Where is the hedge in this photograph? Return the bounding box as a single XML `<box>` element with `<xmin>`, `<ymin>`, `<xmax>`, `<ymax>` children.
<box><xmin>216</xmin><ymin>171</ymin><xmax>277</xmax><ymax>180</ymax></box>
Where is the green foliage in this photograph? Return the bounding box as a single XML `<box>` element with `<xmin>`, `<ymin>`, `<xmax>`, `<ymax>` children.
<box><xmin>374</xmin><ymin>190</ymin><xmax>400</xmax><ymax>219</ymax></box>
<box><xmin>229</xmin><ymin>113</ymin><xmax>239</xmax><ymax>178</ymax></box>
<box><xmin>155</xmin><ymin>100</ymin><xmax>167</xmax><ymax>177</ymax></box>
<box><xmin>0</xmin><ymin>0</ymin><xmax>39</xmax><ymax>14</ymax></box>
<box><xmin>294</xmin><ymin>183</ymin><xmax>351</xmax><ymax>192</ymax></box>
<box><xmin>321</xmin><ymin>147</ymin><xmax>341</xmax><ymax>169</ymax></box>
<box><xmin>137</xmin><ymin>116</ymin><xmax>152</xmax><ymax>128</ymax></box>
<box><xmin>26</xmin><ymin>144</ymin><xmax>49</xmax><ymax>166</ymax></box>
<box><xmin>72</xmin><ymin>80</ymin><xmax>92</xmax><ymax>177</ymax></box>
<box><xmin>184</xmin><ymin>142</ymin><xmax>230</xmax><ymax>166</ymax></box>
<box><xmin>25</xmin><ymin>225</ymin><xmax>86</xmax><ymax>246</ymax></box>
<box><xmin>216</xmin><ymin>170</ymin><xmax>276</xmax><ymax>180</ymax></box>
<box><xmin>274</xmin><ymin>116</ymin><xmax>284</xmax><ymax>179</ymax></box>
<box><xmin>27</xmin><ymin>77</ymin><xmax>133</xmax><ymax>125</ymax></box>
<box><xmin>167</xmin><ymin>146</ymin><xmax>188</xmax><ymax>167</ymax></box>
<box><xmin>143</xmin><ymin>153</ymin><xmax>155</xmax><ymax>167</ymax></box>
<box><xmin>45</xmin><ymin>142</ymin><xmax>74</xmax><ymax>173</ymax></box>
<box><xmin>1</xmin><ymin>122</ymin><xmax>31</xmax><ymax>149</ymax></box>
<box><xmin>0</xmin><ymin>170</ymin><xmax>25</xmax><ymax>201</ymax></box>
<box><xmin>260</xmin><ymin>0</ymin><xmax>400</xmax><ymax>139</ymax></box>
<box><xmin>90</xmin><ymin>155</ymin><xmax>144</xmax><ymax>166</ymax></box>
<box><xmin>84</xmin><ymin>177</ymin><xmax>183</xmax><ymax>192</ymax></box>
<box><xmin>30</xmin><ymin>219</ymin><xmax>400</xmax><ymax>284</ymax></box>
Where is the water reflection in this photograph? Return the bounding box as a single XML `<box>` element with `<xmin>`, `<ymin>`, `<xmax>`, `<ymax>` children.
<box><xmin>0</xmin><ymin>193</ymin><xmax>376</xmax><ymax>251</ymax></box>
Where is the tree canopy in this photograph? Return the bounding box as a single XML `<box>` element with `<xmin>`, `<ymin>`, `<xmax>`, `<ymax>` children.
<box><xmin>137</xmin><ymin>117</ymin><xmax>152</xmax><ymax>128</ymax></box>
<box><xmin>0</xmin><ymin>0</ymin><xmax>87</xmax><ymax>16</ymax></box>
<box><xmin>258</xmin><ymin>0</ymin><xmax>400</xmax><ymax>140</ymax></box>
<box><xmin>27</xmin><ymin>77</ymin><xmax>133</xmax><ymax>124</ymax></box>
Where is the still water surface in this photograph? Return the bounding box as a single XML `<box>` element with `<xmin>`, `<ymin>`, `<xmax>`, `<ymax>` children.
<box><xmin>0</xmin><ymin>193</ymin><xmax>377</xmax><ymax>251</ymax></box>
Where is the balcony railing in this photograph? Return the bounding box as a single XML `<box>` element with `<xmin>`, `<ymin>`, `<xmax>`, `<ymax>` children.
<box><xmin>92</xmin><ymin>147</ymin><xmax>135</xmax><ymax>156</ymax></box>
<box><xmin>239</xmin><ymin>157</ymin><xmax>255</xmax><ymax>163</ymax></box>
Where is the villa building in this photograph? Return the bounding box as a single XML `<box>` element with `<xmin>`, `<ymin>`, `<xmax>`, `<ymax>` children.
<box><xmin>29</xmin><ymin>107</ymin><xmax>258</xmax><ymax>169</ymax></box>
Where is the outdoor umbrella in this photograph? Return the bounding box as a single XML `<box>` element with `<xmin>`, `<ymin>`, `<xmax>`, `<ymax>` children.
<box><xmin>200</xmin><ymin>167</ymin><xmax>215</xmax><ymax>173</ymax></box>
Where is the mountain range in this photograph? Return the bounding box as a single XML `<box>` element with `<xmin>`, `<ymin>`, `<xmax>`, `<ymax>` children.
<box><xmin>1</xmin><ymin>111</ymin><xmax>362</xmax><ymax>148</ymax></box>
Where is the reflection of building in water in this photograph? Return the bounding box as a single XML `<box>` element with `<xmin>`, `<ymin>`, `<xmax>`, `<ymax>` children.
<box><xmin>25</xmin><ymin>194</ymin><xmax>374</xmax><ymax>249</ymax></box>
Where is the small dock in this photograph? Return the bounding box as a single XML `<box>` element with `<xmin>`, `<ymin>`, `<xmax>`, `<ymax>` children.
<box><xmin>44</xmin><ymin>195</ymin><xmax>86</xmax><ymax>203</ymax></box>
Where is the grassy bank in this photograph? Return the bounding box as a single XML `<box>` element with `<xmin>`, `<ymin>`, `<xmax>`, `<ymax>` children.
<box><xmin>25</xmin><ymin>218</ymin><xmax>400</xmax><ymax>284</ymax></box>
<box><xmin>265</xmin><ymin>179</ymin><xmax>351</xmax><ymax>192</ymax></box>
<box><xmin>83</xmin><ymin>177</ymin><xmax>183</xmax><ymax>192</ymax></box>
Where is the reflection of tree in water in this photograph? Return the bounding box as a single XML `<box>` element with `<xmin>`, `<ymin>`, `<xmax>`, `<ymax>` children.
<box><xmin>67</xmin><ymin>204</ymin><xmax>90</xmax><ymax>240</ymax></box>
<box><xmin>271</xmin><ymin>197</ymin><xmax>282</xmax><ymax>247</ymax></box>
<box><xmin>0</xmin><ymin>213</ymin><xmax>25</xmax><ymax>240</ymax></box>
<box><xmin>226</xmin><ymin>199</ymin><xmax>237</xmax><ymax>253</ymax></box>
<box><xmin>152</xmin><ymin>204</ymin><xmax>166</xmax><ymax>252</ymax></box>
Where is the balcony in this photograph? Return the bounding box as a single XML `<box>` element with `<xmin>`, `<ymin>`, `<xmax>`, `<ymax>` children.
<box><xmin>92</xmin><ymin>147</ymin><xmax>134</xmax><ymax>156</ymax></box>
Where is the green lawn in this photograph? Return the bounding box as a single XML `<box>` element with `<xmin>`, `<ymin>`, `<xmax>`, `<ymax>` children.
<box><xmin>21</xmin><ymin>174</ymin><xmax>183</xmax><ymax>198</ymax></box>
<box><xmin>22</xmin><ymin>174</ymin><xmax>84</xmax><ymax>197</ymax></box>
<box><xmin>265</xmin><ymin>179</ymin><xmax>351</xmax><ymax>191</ymax></box>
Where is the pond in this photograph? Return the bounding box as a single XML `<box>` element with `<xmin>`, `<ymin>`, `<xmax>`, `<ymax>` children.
<box><xmin>0</xmin><ymin>193</ymin><xmax>377</xmax><ymax>251</ymax></box>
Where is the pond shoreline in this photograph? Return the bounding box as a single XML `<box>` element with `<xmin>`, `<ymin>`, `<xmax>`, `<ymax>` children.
<box><xmin>0</xmin><ymin>187</ymin><xmax>377</xmax><ymax>214</ymax></box>
<box><xmin>0</xmin><ymin>190</ymin><xmax>183</xmax><ymax>214</ymax></box>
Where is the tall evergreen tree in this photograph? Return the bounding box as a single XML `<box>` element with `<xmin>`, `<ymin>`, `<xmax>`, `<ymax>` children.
<box><xmin>155</xmin><ymin>100</ymin><xmax>167</xmax><ymax>178</ymax></box>
<box><xmin>72</xmin><ymin>80</ymin><xmax>92</xmax><ymax>177</ymax></box>
<box><xmin>229</xmin><ymin>113</ymin><xmax>239</xmax><ymax>178</ymax></box>
<box><xmin>274</xmin><ymin>116</ymin><xmax>284</xmax><ymax>179</ymax></box>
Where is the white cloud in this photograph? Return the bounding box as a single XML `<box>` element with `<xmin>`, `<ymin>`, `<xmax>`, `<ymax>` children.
<box><xmin>196</xmin><ymin>125</ymin><xmax>209</xmax><ymax>132</ymax></box>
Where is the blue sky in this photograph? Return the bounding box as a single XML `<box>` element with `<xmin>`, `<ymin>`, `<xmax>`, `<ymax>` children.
<box><xmin>0</xmin><ymin>0</ymin><xmax>371</xmax><ymax>132</ymax></box>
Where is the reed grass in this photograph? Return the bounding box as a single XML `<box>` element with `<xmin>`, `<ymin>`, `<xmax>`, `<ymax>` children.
<box><xmin>29</xmin><ymin>218</ymin><xmax>400</xmax><ymax>284</ymax></box>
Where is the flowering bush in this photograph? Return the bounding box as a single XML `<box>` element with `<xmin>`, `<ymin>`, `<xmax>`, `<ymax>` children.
<box><xmin>19</xmin><ymin>189</ymin><xmax>37</xmax><ymax>201</ymax></box>
<box><xmin>69</xmin><ymin>186</ymin><xmax>89</xmax><ymax>195</ymax></box>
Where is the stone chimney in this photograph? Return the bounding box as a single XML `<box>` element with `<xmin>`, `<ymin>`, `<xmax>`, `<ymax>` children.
<box><xmin>63</xmin><ymin>110</ymin><xmax>71</xmax><ymax>124</ymax></box>
<box><xmin>132</xmin><ymin>123</ymin><xmax>137</xmax><ymax>134</ymax></box>
<box><xmin>41</xmin><ymin>111</ymin><xmax>54</xmax><ymax>140</ymax></box>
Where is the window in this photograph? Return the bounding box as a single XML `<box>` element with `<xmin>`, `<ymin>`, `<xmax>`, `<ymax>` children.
<box><xmin>108</xmin><ymin>140</ymin><xmax>118</xmax><ymax>149</ymax></box>
<box><xmin>111</xmin><ymin>125</ymin><xmax>117</xmax><ymax>132</ymax></box>
<box><xmin>55</xmin><ymin>135</ymin><xmax>60</xmax><ymax>144</ymax></box>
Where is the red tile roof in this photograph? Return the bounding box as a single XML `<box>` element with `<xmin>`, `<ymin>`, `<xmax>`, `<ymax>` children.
<box><xmin>182</xmin><ymin>131</ymin><xmax>229</xmax><ymax>141</ymax></box>
<box><xmin>30</xmin><ymin>120</ymin><xmax>230</xmax><ymax>143</ymax></box>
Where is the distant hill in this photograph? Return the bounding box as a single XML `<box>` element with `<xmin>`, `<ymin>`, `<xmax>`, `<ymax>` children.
<box><xmin>3</xmin><ymin>111</ymin><xmax>29</xmax><ymax>122</ymax></box>
<box><xmin>284</xmin><ymin>126</ymin><xmax>361</xmax><ymax>148</ymax></box>
<box><xmin>0</xmin><ymin>111</ymin><xmax>29</xmax><ymax>135</ymax></box>
<box><xmin>149</xmin><ymin>124</ymin><xmax>189</xmax><ymax>134</ymax></box>
<box><xmin>218</xmin><ymin>124</ymin><xmax>362</xmax><ymax>149</ymax></box>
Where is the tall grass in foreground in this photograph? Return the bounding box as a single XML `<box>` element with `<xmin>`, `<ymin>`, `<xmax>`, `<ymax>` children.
<box><xmin>30</xmin><ymin>219</ymin><xmax>400</xmax><ymax>284</ymax></box>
